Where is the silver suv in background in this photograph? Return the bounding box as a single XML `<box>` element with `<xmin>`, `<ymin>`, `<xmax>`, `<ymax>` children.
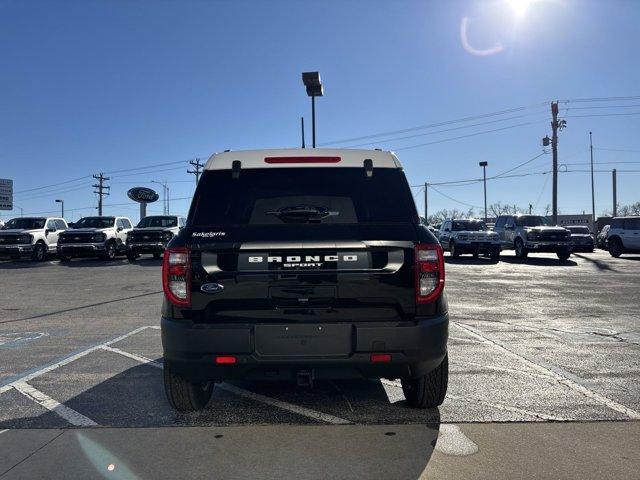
<box><xmin>57</xmin><ymin>216</ymin><xmax>133</xmax><ymax>261</ymax></box>
<box><xmin>0</xmin><ymin>217</ymin><xmax>68</xmax><ymax>261</ymax></box>
<box><xmin>126</xmin><ymin>215</ymin><xmax>186</xmax><ymax>261</ymax></box>
<box><xmin>438</xmin><ymin>218</ymin><xmax>501</xmax><ymax>260</ymax></box>
<box><xmin>493</xmin><ymin>214</ymin><xmax>571</xmax><ymax>261</ymax></box>
<box><xmin>607</xmin><ymin>216</ymin><xmax>640</xmax><ymax>257</ymax></box>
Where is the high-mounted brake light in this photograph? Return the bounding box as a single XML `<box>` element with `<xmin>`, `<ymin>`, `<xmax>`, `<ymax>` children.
<box><xmin>162</xmin><ymin>247</ymin><xmax>191</xmax><ymax>307</ymax></box>
<box><xmin>415</xmin><ymin>244</ymin><xmax>445</xmax><ymax>304</ymax></box>
<box><xmin>215</xmin><ymin>355</ymin><xmax>237</xmax><ymax>364</ymax></box>
<box><xmin>264</xmin><ymin>156</ymin><xmax>341</xmax><ymax>164</ymax></box>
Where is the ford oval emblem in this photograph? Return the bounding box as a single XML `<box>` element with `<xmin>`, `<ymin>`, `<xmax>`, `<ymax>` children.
<box><xmin>127</xmin><ymin>187</ymin><xmax>160</xmax><ymax>204</ymax></box>
<box><xmin>201</xmin><ymin>283</ymin><xmax>224</xmax><ymax>294</ymax></box>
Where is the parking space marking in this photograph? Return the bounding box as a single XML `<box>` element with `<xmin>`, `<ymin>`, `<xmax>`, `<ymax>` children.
<box><xmin>101</xmin><ymin>345</ymin><xmax>353</xmax><ymax>425</ymax></box>
<box><xmin>450</xmin><ymin>359</ymin><xmax>556</xmax><ymax>381</ymax></box>
<box><xmin>0</xmin><ymin>429</ymin><xmax>8</xmax><ymax>435</ymax></box>
<box><xmin>0</xmin><ymin>326</ymin><xmax>152</xmax><ymax>395</ymax></box>
<box><xmin>380</xmin><ymin>379</ymin><xmax>567</xmax><ymax>421</ymax></box>
<box><xmin>101</xmin><ymin>345</ymin><xmax>163</xmax><ymax>368</ymax></box>
<box><xmin>452</xmin><ymin>321</ymin><xmax>640</xmax><ymax>420</ymax></box>
<box><xmin>11</xmin><ymin>381</ymin><xmax>97</xmax><ymax>427</ymax></box>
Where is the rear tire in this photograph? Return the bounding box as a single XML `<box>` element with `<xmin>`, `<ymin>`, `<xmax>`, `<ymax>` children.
<box><xmin>163</xmin><ymin>363</ymin><xmax>214</xmax><ymax>412</ymax></box>
<box><xmin>489</xmin><ymin>249</ymin><xmax>500</xmax><ymax>261</ymax></box>
<box><xmin>153</xmin><ymin>252</ymin><xmax>162</xmax><ymax>259</ymax></box>
<box><xmin>557</xmin><ymin>250</ymin><xmax>571</xmax><ymax>261</ymax></box>
<box><xmin>401</xmin><ymin>354</ymin><xmax>448</xmax><ymax>409</ymax></box>
<box><xmin>514</xmin><ymin>238</ymin><xmax>528</xmax><ymax>259</ymax></box>
<box><xmin>59</xmin><ymin>253</ymin><xmax>72</xmax><ymax>262</ymax></box>
<box><xmin>127</xmin><ymin>252</ymin><xmax>139</xmax><ymax>263</ymax></box>
<box><xmin>608</xmin><ymin>238</ymin><xmax>623</xmax><ymax>258</ymax></box>
<box><xmin>450</xmin><ymin>241</ymin><xmax>460</xmax><ymax>258</ymax></box>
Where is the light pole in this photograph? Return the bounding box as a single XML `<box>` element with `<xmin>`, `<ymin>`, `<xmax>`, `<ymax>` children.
<box><xmin>479</xmin><ymin>161</ymin><xmax>488</xmax><ymax>223</ymax></box>
<box><xmin>151</xmin><ymin>181</ymin><xmax>169</xmax><ymax>214</ymax></box>
<box><xmin>55</xmin><ymin>199</ymin><xmax>64</xmax><ymax>218</ymax></box>
<box><xmin>589</xmin><ymin>132</ymin><xmax>595</xmax><ymax>230</ymax></box>
<box><xmin>302</xmin><ymin>72</ymin><xmax>323</xmax><ymax>148</ymax></box>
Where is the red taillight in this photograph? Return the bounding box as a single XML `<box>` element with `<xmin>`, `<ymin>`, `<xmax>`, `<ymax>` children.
<box><xmin>415</xmin><ymin>244</ymin><xmax>445</xmax><ymax>304</ymax></box>
<box><xmin>264</xmin><ymin>156</ymin><xmax>341</xmax><ymax>164</ymax></box>
<box><xmin>215</xmin><ymin>355</ymin><xmax>237</xmax><ymax>364</ymax></box>
<box><xmin>162</xmin><ymin>247</ymin><xmax>191</xmax><ymax>307</ymax></box>
<box><xmin>370</xmin><ymin>353</ymin><xmax>392</xmax><ymax>363</ymax></box>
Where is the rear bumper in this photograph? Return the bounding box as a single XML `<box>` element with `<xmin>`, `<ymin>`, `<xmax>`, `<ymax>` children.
<box><xmin>161</xmin><ymin>314</ymin><xmax>449</xmax><ymax>382</ymax></box>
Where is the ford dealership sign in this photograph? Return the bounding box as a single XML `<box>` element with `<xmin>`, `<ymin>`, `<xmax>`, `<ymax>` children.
<box><xmin>127</xmin><ymin>187</ymin><xmax>159</xmax><ymax>203</ymax></box>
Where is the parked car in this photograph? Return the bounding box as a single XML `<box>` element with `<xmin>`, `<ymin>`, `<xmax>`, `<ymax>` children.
<box><xmin>565</xmin><ymin>226</ymin><xmax>595</xmax><ymax>253</ymax></box>
<box><xmin>438</xmin><ymin>218</ymin><xmax>500</xmax><ymax>260</ymax></box>
<box><xmin>161</xmin><ymin>148</ymin><xmax>449</xmax><ymax>411</ymax></box>
<box><xmin>493</xmin><ymin>214</ymin><xmax>571</xmax><ymax>261</ymax></box>
<box><xmin>607</xmin><ymin>216</ymin><xmax>640</xmax><ymax>257</ymax></box>
<box><xmin>0</xmin><ymin>217</ymin><xmax>68</xmax><ymax>261</ymax></box>
<box><xmin>57</xmin><ymin>216</ymin><xmax>133</xmax><ymax>261</ymax></box>
<box><xmin>126</xmin><ymin>215</ymin><xmax>186</xmax><ymax>261</ymax></box>
<box><xmin>596</xmin><ymin>224</ymin><xmax>610</xmax><ymax>249</ymax></box>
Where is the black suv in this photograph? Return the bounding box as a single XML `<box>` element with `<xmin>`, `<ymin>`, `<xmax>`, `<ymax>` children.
<box><xmin>161</xmin><ymin>149</ymin><xmax>449</xmax><ymax>411</ymax></box>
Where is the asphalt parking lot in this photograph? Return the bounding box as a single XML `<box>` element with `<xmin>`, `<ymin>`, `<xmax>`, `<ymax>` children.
<box><xmin>1</xmin><ymin>249</ymin><xmax>639</xmax><ymax>478</ymax></box>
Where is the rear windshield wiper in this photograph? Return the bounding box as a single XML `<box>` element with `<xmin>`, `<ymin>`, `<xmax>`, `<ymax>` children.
<box><xmin>266</xmin><ymin>205</ymin><xmax>339</xmax><ymax>223</ymax></box>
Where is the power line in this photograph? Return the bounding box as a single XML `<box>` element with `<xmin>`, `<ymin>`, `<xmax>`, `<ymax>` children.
<box><xmin>564</xmin><ymin>112</ymin><xmax>640</xmax><ymax>119</ymax></box>
<box><xmin>428</xmin><ymin>185</ymin><xmax>483</xmax><ymax>210</ymax></box>
<box><xmin>559</xmin><ymin>95</ymin><xmax>640</xmax><ymax>103</ymax></box>
<box><xmin>318</xmin><ymin>102</ymin><xmax>549</xmax><ymax>146</ymax></box>
<box><xmin>340</xmin><ymin>112</ymin><xmax>548</xmax><ymax>148</ymax></box>
<box><xmin>393</xmin><ymin>122</ymin><xmax>533</xmax><ymax>151</ymax></box>
<box><xmin>13</xmin><ymin>175</ymin><xmax>92</xmax><ymax>195</ymax></box>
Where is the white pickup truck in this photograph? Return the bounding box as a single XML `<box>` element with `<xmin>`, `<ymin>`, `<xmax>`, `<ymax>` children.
<box><xmin>0</xmin><ymin>216</ymin><xmax>68</xmax><ymax>261</ymax></box>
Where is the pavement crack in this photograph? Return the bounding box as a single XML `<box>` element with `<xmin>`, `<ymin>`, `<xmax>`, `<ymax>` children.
<box><xmin>0</xmin><ymin>430</ymin><xmax>66</xmax><ymax>478</ymax></box>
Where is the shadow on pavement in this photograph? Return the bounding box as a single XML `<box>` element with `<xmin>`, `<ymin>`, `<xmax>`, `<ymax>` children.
<box><xmin>572</xmin><ymin>253</ymin><xmax>618</xmax><ymax>271</ymax></box>
<box><xmin>445</xmin><ymin>256</ymin><xmax>499</xmax><ymax>265</ymax></box>
<box><xmin>1</xmin><ymin>363</ymin><xmax>441</xmax><ymax>478</ymax></box>
<box><xmin>498</xmin><ymin>256</ymin><xmax>577</xmax><ymax>267</ymax></box>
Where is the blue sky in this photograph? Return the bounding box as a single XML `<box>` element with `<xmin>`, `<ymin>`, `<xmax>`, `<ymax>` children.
<box><xmin>1</xmin><ymin>0</ymin><xmax>639</xmax><ymax>222</ymax></box>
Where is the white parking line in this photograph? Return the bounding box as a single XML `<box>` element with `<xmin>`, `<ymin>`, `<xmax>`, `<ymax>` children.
<box><xmin>101</xmin><ymin>346</ymin><xmax>352</xmax><ymax>425</ymax></box>
<box><xmin>0</xmin><ymin>326</ymin><xmax>152</xmax><ymax>395</ymax></box>
<box><xmin>379</xmin><ymin>379</ymin><xmax>567</xmax><ymax>421</ymax></box>
<box><xmin>12</xmin><ymin>381</ymin><xmax>97</xmax><ymax>427</ymax></box>
<box><xmin>101</xmin><ymin>345</ymin><xmax>163</xmax><ymax>368</ymax></box>
<box><xmin>453</xmin><ymin>321</ymin><xmax>640</xmax><ymax>420</ymax></box>
<box><xmin>0</xmin><ymin>429</ymin><xmax>8</xmax><ymax>435</ymax></box>
<box><xmin>217</xmin><ymin>383</ymin><xmax>352</xmax><ymax>425</ymax></box>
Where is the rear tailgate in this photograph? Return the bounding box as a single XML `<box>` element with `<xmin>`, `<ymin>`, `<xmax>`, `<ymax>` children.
<box><xmin>188</xmin><ymin>224</ymin><xmax>418</xmax><ymax>324</ymax></box>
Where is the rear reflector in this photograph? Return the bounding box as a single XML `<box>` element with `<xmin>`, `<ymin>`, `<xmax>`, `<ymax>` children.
<box><xmin>370</xmin><ymin>353</ymin><xmax>392</xmax><ymax>363</ymax></box>
<box><xmin>264</xmin><ymin>156</ymin><xmax>341</xmax><ymax>164</ymax></box>
<box><xmin>215</xmin><ymin>356</ymin><xmax>237</xmax><ymax>364</ymax></box>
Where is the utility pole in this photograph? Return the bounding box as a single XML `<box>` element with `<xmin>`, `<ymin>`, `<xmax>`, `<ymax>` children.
<box><xmin>92</xmin><ymin>173</ymin><xmax>110</xmax><ymax>216</ymax></box>
<box><xmin>589</xmin><ymin>132</ymin><xmax>596</xmax><ymax>229</ymax></box>
<box><xmin>301</xmin><ymin>117</ymin><xmax>306</xmax><ymax>148</ymax></box>
<box><xmin>529</xmin><ymin>203</ymin><xmax>533</xmax><ymax>214</ymax></box>
<box><xmin>612</xmin><ymin>169</ymin><xmax>617</xmax><ymax>217</ymax></box>
<box><xmin>551</xmin><ymin>101</ymin><xmax>559</xmax><ymax>225</ymax></box>
<box><xmin>479</xmin><ymin>161</ymin><xmax>488</xmax><ymax>223</ymax></box>
<box><xmin>424</xmin><ymin>182</ymin><xmax>428</xmax><ymax>223</ymax></box>
<box><xmin>188</xmin><ymin>158</ymin><xmax>204</xmax><ymax>188</ymax></box>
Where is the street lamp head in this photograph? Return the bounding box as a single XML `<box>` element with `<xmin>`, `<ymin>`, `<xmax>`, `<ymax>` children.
<box><xmin>55</xmin><ymin>199</ymin><xmax>62</xmax><ymax>203</ymax></box>
<box><xmin>479</xmin><ymin>161</ymin><xmax>488</xmax><ymax>167</ymax></box>
<box><xmin>302</xmin><ymin>71</ymin><xmax>323</xmax><ymax>97</ymax></box>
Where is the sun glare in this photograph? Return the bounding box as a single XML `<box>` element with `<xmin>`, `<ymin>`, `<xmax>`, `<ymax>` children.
<box><xmin>506</xmin><ymin>0</ymin><xmax>533</xmax><ymax>17</ymax></box>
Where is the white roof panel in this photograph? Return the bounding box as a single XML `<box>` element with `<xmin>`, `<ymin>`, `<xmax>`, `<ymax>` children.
<box><xmin>204</xmin><ymin>148</ymin><xmax>402</xmax><ymax>170</ymax></box>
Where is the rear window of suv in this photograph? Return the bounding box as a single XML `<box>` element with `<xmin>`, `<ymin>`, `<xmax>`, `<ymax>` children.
<box><xmin>189</xmin><ymin>168</ymin><xmax>418</xmax><ymax>226</ymax></box>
